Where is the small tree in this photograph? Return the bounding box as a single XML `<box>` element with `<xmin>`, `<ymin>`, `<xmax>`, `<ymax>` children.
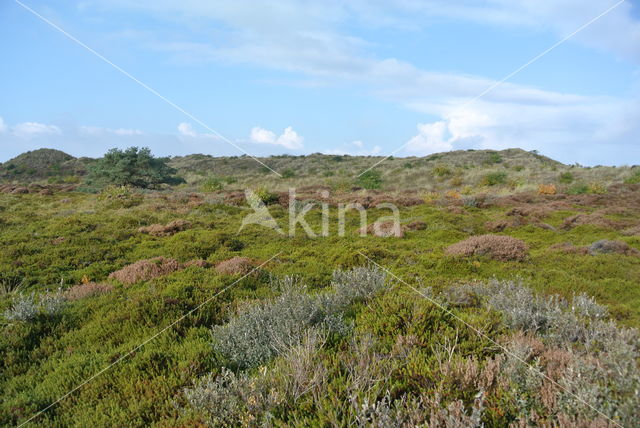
<box><xmin>357</xmin><ymin>170</ymin><xmax>383</xmax><ymax>190</ymax></box>
<box><xmin>87</xmin><ymin>147</ymin><xmax>183</xmax><ymax>188</ymax></box>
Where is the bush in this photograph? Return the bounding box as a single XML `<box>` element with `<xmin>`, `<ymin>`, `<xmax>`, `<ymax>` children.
<box><xmin>201</xmin><ymin>177</ymin><xmax>223</xmax><ymax>192</ymax></box>
<box><xmin>537</xmin><ymin>184</ymin><xmax>557</xmax><ymax>195</ymax></box>
<box><xmin>486</xmin><ymin>152</ymin><xmax>503</xmax><ymax>164</ymax></box>
<box><xmin>559</xmin><ymin>172</ymin><xmax>574</xmax><ymax>184</ymax></box>
<box><xmin>588</xmin><ymin>240</ymin><xmax>639</xmax><ymax>256</ymax></box>
<box><xmin>214</xmin><ymin>257</ymin><xmax>256</xmax><ymax>276</ymax></box>
<box><xmin>3</xmin><ymin>290</ymin><xmax>67</xmax><ymax>322</ymax></box>
<box><xmin>624</xmin><ymin>170</ymin><xmax>640</xmax><ymax>184</ymax></box>
<box><xmin>281</xmin><ymin>168</ymin><xmax>296</xmax><ymax>179</ymax></box>
<box><xmin>212</xmin><ymin>267</ymin><xmax>386</xmax><ymax>369</ymax></box>
<box><xmin>254</xmin><ymin>186</ymin><xmax>279</xmax><ymax>205</ymax></box>
<box><xmin>432</xmin><ymin>164</ymin><xmax>452</xmax><ymax>177</ymax></box>
<box><xmin>445</xmin><ymin>234</ymin><xmax>529</xmax><ymax>261</ymax></box>
<box><xmin>108</xmin><ymin>257</ymin><xmax>183</xmax><ymax>285</ymax></box>
<box><xmin>357</xmin><ymin>170</ymin><xmax>383</xmax><ymax>190</ymax></box>
<box><xmin>481</xmin><ymin>172</ymin><xmax>507</xmax><ymax>186</ymax></box>
<box><xmin>138</xmin><ymin>220</ymin><xmax>191</xmax><ymax>237</ymax></box>
<box><xmin>87</xmin><ymin>147</ymin><xmax>184</xmax><ymax>189</ymax></box>
<box><xmin>3</xmin><ymin>293</ymin><xmax>38</xmax><ymax>322</ymax></box>
<box><xmin>566</xmin><ymin>183</ymin><xmax>589</xmax><ymax>195</ymax></box>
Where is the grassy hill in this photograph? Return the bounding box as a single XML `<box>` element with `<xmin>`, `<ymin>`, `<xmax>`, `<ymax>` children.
<box><xmin>0</xmin><ymin>148</ymin><xmax>88</xmax><ymax>183</ymax></box>
<box><xmin>1</xmin><ymin>146</ymin><xmax>639</xmax><ymax>426</ymax></box>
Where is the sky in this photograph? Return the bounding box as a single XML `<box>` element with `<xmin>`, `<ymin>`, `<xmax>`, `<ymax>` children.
<box><xmin>1</xmin><ymin>0</ymin><xmax>639</xmax><ymax>165</ymax></box>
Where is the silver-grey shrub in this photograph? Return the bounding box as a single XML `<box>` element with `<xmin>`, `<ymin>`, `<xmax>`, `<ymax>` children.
<box><xmin>3</xmin><ymin>289</ymin><xmax>67</xmax><ymax>322</ymax></box>
<box><xmin>3</xmin><ymin>293</ymin><xmax>38</xmax><ymax>322</ymax></box>
<box><xmin>212</xmin><ymin>267</ymin><xmax>387</xmax><ymax>369</ymax></box>
<box><xmin>332</xmin><ymin>265</ymin><xmax>387</xmax><ymax>305</ymax></box>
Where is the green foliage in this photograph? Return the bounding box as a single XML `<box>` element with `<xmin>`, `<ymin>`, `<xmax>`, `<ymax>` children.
<box><xmin>559</xmin><ymin>172</ymin><xmax>574</xmax><ymax>184</ymax></box>
<box><xmin>486</xmin><ymin>152</ymin><xmax>503</xmax><ymax>164</ymax></box>
<box><xmin>254</xmin><ymin>186</ymin><xmax>280</xmax><ymax>204</ymax></box>
<box><xmin>281</xmin><ymin>168</ymin><xmax>296</xmax><ymax>179</ymax></box>
<box><xmin>356</xmin><ymin>170</ymin><xmax>383</xmax><ymax>190</ymax></box>
<box><xmin>87</xmin><ymin>147</ymin><xmax>184</xmax><ymax>189</ymax></box>
<box><xmin>201</xmin><ymin>176</ymin><xmax>224</xmax><ymax>192</ymax></box>
<box><xmin>432</xmin><ymin>164</ymin><xmax>452</xmax><ymax>177</ymax></box>
<box><xmin>625</xmin><ymin>169</ymin><xmax>640</xmax><ymax>184</ymax></box>
<box><xmin>566</xmin><ymin>183</ymin><xmax>589</xmax><ymax>195</ymax></box>
<box><xmin>481</xmin><ymin>172</ymin><xmax>507</xmax><ymax>186</ymax></box>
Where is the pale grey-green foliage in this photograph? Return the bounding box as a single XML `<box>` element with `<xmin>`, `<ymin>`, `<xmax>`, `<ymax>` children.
<box><xmin>469</xmin><ymin>280</ymin><xmax>640</xmax><ymax>425</ymax></box>
<box><xmin>212</xmin><ymin>267</ymin><xmax>386</xmax><ymax>369</ymax></box>
<box><xmin>3</xmin><ymin>293</ymin><xmax>38</xmax><ymax>322</ymax></box>
<box><xmin>332</xmin><ymin>265</ymin><xmax>387</xmax><ymax>305</ymax></box>
<box><xmin>3</xmin><ymin>289</ymin><xmax>67</xmax><ymax>322</ymax></box>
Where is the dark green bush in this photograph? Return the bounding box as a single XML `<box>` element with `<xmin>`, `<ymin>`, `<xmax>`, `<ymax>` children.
<box><xmin>357</xmin><ymin>170</ymin><xmax>383</xmax><ymax>190</ymax></box>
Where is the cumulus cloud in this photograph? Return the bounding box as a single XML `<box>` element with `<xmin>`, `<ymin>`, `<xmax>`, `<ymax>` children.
<box><xmin>177</xmin><ymin>122</ymin><xmax>198</xmax><ymax>137</ymax></box>
<box><xmin>12</xmin><ymin>122</ymin><xmax>62</xmax><ymax>139</ymax></box>
<box><xmin>405</xmin><ymin>122</ymin><xmax>454</xmax><ymax>155</ymax></box>
<box><xmin>0</xmin><ymin>117</ymin><xmax>6</xmax><ymax>133</ymax></box>
<box><xmin>250</xmin><ymin>126</ymin><xmax>304</xmax><ymax>149</ymax></box>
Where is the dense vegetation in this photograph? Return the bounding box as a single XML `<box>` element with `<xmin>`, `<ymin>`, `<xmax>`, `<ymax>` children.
<box><xmin>1</xmin><ymin>148</ymin><xmax>639</xmax><ymax>426</ymax></box>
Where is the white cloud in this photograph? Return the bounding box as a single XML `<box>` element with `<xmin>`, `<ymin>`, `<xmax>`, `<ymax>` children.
<box><xmin>405</xmin><ymin>121</ymin><xmax>454</xmax><ymax>155</ymax></box>
<box><xmin>177</xmin><ymin>122</ymin><xmax>198</xmax><ymax>137</ymax></box>
<box><xmin>249</xmin><ymin>126</ymin><xmax>277</xmax><ymax>144</ymax></box>
<box><xmin>250</xmin><ymin>126</ymin><xmax>304</xmax><ymax>149</ymax></box>
<box><xmin>352</xmin><ymin>140</ymin><xmax>363</xmax><ymax>148</ymax></box>
<box><xmin>0</xmin><ymin>117</ymin><xmax>6</xmax><ymax>133</ymax></box>
<box><xmin>80</xmin><ymin>125</ymin><xmax>144</xmax><ymax>136</ymax></box>
<box><xmin>12</xmin><ymin>122</ymin><xmax>62</xmax><ymax>139</ymax></box>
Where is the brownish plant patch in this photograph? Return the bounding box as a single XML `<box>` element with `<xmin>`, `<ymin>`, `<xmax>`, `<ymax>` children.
<box><xmin>65</xmin><ymin>282</ymin><xmax>114</xmax><ymax>300</ymax></box>
<box><xmin>108</xmin><ymin>257</ymin><xmax>183</xmax><ymax>284</ymax></box>
<box><xmin>445</xmin><ymin>234</ymin><xmax>529</xmax><ymax>261</ymax></box>
<box><xmin>358</xmin><ymin>220</ymin><xmax>405</xmax><ymax>238</ymax></box>
<box><xmin>215</xmin><ymin>256</ymin><xmax>257</xmax><ymax>275</ymax></box>
<box><xmin>138</xmin><ymin>219</ymin><xmax>191</xmax><ymax>237</ymax></box>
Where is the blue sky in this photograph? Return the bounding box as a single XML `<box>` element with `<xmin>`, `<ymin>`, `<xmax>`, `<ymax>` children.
<box><xmin>1</xmin><ymin>0</ymin><xmax>639</xmax><ymax>165</ymax></box>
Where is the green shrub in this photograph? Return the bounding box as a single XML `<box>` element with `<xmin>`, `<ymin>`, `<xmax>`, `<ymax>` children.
<box><xmin>281</xmin><ymin>168</ymin><xmax>296</xmax><ymax>179</ymax></box>
<box><xmin>87</xmin><ymin>147</ymin><xmax>184</xmax><ymax>189</ymax></box>
<box><xmin>201</xmin><ymin>177</ymin><xmax>224</xmax><ymax>192</ymax></box>
<box><xmin>356</xmin><ymin>170</ymin><xmax>383</xmax><ymax>190</ymax></box>
<box><xmin>566</xmin><ymin>183</ymin><xmax>589</xmax><ymax>195</ymax></box>
<box><xmin>624</xmin><ymin>170</ymin><xmax>640</xmax><ymax>184</ymax></box>
<box><xmin>481</xmin><ymin>172</ymin><xmax>507</xmax><ymax>186</ymax></box>
<box><xmin>559</xmin><ymin>172</ymin><xmax>574</xmax><ymax>184</ymax></box>
<box><xmin>254</xmin><ymin>186</ymin><xmax>279</xmax><ymax>205</ymax></box>
<box><xmin>486</xmin><ymin>152</ymin><xmax>503</xmax><ymax>164</ymax></box>
<box><xmin>432</xmin><ymin>164</ymin><xmax>452</xmax><ymax>177</ymax></box>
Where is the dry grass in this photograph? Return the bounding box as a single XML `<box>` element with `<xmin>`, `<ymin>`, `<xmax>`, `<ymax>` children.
<box><xmin>445</xmin><ymin>234</ymin><xmax>529</xmax><ymax>261</ymax></box>
<box><xmin>588</xmin><ymin>240</ymin><xmax>640</xmax><ymax>256</ymax></box>
<box><xmin>108</xmin><ymin>257</ymin><xmax>183</xmax><ymax>284</ymax></box>
<box><xmin>137</xmin><ymin>219</ymin><xmax>191</xmax><ymax>237</ymax></box>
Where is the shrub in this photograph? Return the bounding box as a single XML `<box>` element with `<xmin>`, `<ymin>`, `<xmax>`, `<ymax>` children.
<box><xmin>481</xmin><ymin>172</ymin><xmax>507</xmax><ymax>186</ymax></box>
<box><xmin>64</xmin><ymin>282</ymin><xmax>114</xmax><ymax>301</ymax></box>
<box><xmin>624</xmin><ymin>169</ymin><xmax>640</xmax><ymax>184</ymax></box>
<box><xmin>138</xmin><ymin>219</ymin><xmax>191</xmax><ymax>237</ymax></box>
<box><xmin>588</xmin><ymin>240</ymin><xmax>639</xmax><ymax>256</ymax></box>
<box><xmin>486</xmin><ymin>152</ymin><xmax>503</xmax><ymax>164</ymax></box>
<box><xmin>108</xmin><ymin>257</ymin><xmax>183</xmax><ymax>284</ymax></box>
<box><xmin>214</xmin><ymin>257</ymin><xmax>256</xmax><ymax>276</ymax></box>
<box><xmin>3</xmin><ymin>290</ymin><xmax>67</xmax><ymax>321</ymax></box>
<box><xmin>3</xmin><ymin>293</ymin><xmax>38</xmax><ymax>322</ymax></box>
<box><xmin>432</xmin><ymin>164</ymin><xmax>452</xmax><ymax>177</ymax></box>
<box><xmin>254</xmin><ymin>186</ymin><xmax>279</xmax><ymax>205</ymax></box>
<box><xmin>559</xmin><ymin>172</ymin><xmax>574</xmax><ymax>184</ymax></box>
<box><xmin>201</xmin><ymin>177</ymin><xmax>223</xmax><ymax>192</ymax></box>
<box><xmin>357</xmin><ymin>170</ymin><xmax>383</xmax><ymax>190</ymax></box>
<box><xmin>212</xmin><ymin>267</ymin><xmax>386</xmax><ymax>368</ymax></box>
<box><xmin>87</xmin><ymin>147</ymin><xmax>184</xmax><ymax>189</ymax></box>
<box><xmin>445</xmin><ymin>234</ymin><xmax>529</xmax><ymax>261</ymax></box>
<box><xmin>566</xmin><ymin>183</ymin><xmax>589</xmax><ymax>195</ymax></box>
<box><xmin>331</xmin><ymin>265</ymin><xmax>387</xmax><ymax>305</ymax></box>
<box><xmin>281</xmin><ymin>168</ymin><xmax>296</xmax><ymax>179</ymax></box>
<box><xmin>588</xmin><ymin>182</ymin><xmax>607</xmax><ymax>194</ymax></box>
<box><xmin>537</xmin><ymin>184</ymin><xmax>557</xmax><ymax>195</ymax></box>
